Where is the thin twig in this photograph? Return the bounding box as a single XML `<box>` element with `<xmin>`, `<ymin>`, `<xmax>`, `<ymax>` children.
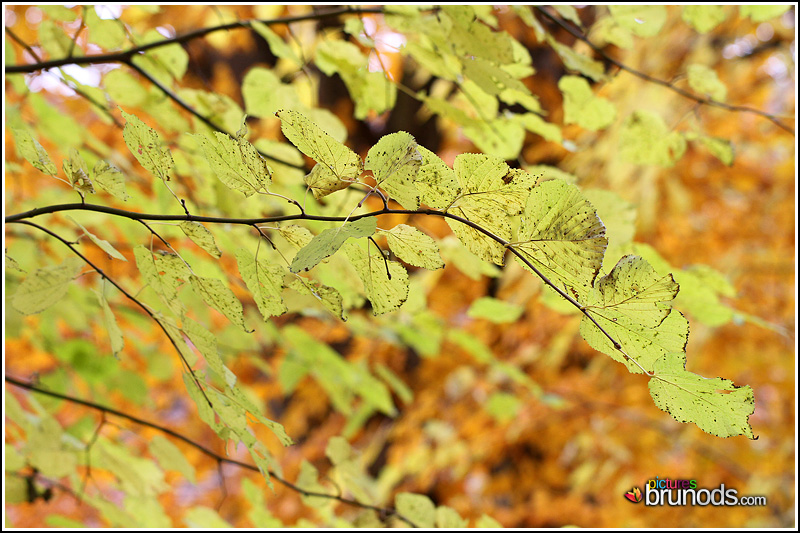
<box><xmin>4</xmin><ymin>375</ymin><xmax>419</xmax><ymax>527</ymax></box>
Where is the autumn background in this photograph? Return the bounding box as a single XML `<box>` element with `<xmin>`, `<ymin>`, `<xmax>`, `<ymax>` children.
<box><xmin>3</xmin><ymin>4</ymin><xmax>796</xmax><ymax>528</ymax></box>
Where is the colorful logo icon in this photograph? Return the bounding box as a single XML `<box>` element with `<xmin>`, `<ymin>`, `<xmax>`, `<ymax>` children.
<box><xmin>625</xmin><ymin>487</ymin><xmax>642</xmax><ymax>503</ymax></box>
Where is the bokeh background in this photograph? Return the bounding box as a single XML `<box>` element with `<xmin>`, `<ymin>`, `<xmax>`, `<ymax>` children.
<box><xmin>4</xmin><ymin>5</ymin><xmax>796</xmax><ymax>528</ymax></box>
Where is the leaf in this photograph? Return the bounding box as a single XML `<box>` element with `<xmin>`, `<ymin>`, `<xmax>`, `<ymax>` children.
<box><xmin>289</xmin><ymin>217</ymin><xmax>377</xmax><ymax>273</ymax></box>
<box><xmin>68</xmin><ymin>216</ymin><xmax>127</xmax><ymax>261</ymax></box>
<box><xmin>38</xmin><ymin>19</ymin><xmax>76</xmax><ymax>58</ymax></box>
<box><xmin>181</xmin><ymin>317</ymin><xmax>235</xmax><ymax>388</ymax></box>
<box><xmin>380</xmin><ymin>224</ymin><xmax>444</xmax><ymax>270</ymax></box>
<box><xmin>133</xmin><ymin>246</ymin><xmax>187</xmax><ymax>316</ymax></box>
<box><xmin>580</xmin><ymin>256</ymin><xmax>684</xmax><ymax>373</ymax></box>
<box><xmin>619</xmin><ymin>110</ymin><xmax>686</xmax><ymax>167</ymax></box>
<box><xmin>11</xmin><ymin>257</ymin><xmax>84</xmax><ymax>315</ymax></box>
<box><xmin>467</xmin><ymin>297</ymin><xmax>524</xmax><ymax>324</ymax></box>
<box><xmin>476</xmin><ymin>514</ymin><xmax>503</xmax><ymax>528</ymax></box>
<box><xmin>276</xmin><ymin>109</ymin><xmax>363</xmax><ymax>199</ymax></box>
<box><xmin>546</xmin><ymin>36</ymin><xmax>607</xmax><ymax>81</ymax></box>
<box><xmin>395</xmin><ymin>493</ymin><xmax>435</xmax><ymax>528</ymax></box>
<box><xmin>682</xmin><ymin>5</ymin><xmax>728</xmax><ymax>33</ymax></box>
<box><xmin>184</xmin><ymin>507</ymin><xmax>231</xmax><ymax>528</ymax></box>
<box><xmin>414</xmin><ymin>146</ymin><xmax>460</xmax><ymax>209</ymax></box>
<box><xmin>193</xmin><ymin>129</ymin><xmax>271</xmax><ymax>197</ymax></box>
<box><xmin>518</xmin><ymin>113</ymin><xmax>563</xmax><ymax>143</ymax></box>
<box><xmin>609</xmin><ymin>5</ymin><xmax>667</xmax><ymax>37</ymax></box>
<box><xmin>591</xmin><ymin>15</ymin><xmax>634</xmax><ymax>49</ymax></box>
<box><xmin>11</xmin><ymin>128</ymin><xmax>57</xmax><ymax>174</ymax></box>
<box><xmin>62</xmin><ymin>148</ymin><xmax>95</xmax><ymax>197</ymax></box>
<box><xmin>85</xmin><ymin>8</ymin><xmax>126</xmax><ymax>49</ymax></box>
<box><xmin>365</xmin><ymin>132</ymin><xmax>422</xmax><ymax>210</ymax></box>
<box><xmin>121</xmin><ymin>110</ymin><xmax>173</xmax><ymax>182</ymax></box>
<box><xmin>242</xmin><ymin>67</ymin><xmax>301</xmax><ymax>118</ymax></box>
<box><xmin>92</xmin><ymin>160</ymin><xmax>130</xmax><ymax>201</ymax></box>
<box><xmin>250</xmin><ymin>21</ymin><xmax>300</xmax><ymax>63</ymax></box>
<box><xmin>461</xmin><ymin>56</ymin><xmax>530</xmax><ymax>97</ymax></box>
<box><xmin>235</xmin><ymin>248</ymin><xmax>287</xmax><ymax>320</ymax></box>
<box><xmin>436</xmin><ymin>506</ymin><xmax>469</xmax><ymax>528</ymax></box>
<box><xmin>648</xmin><ymin>354</ymin><xmax>756</xmax><ymax>439</ymax></box>
<box><xmin>687</xmin><ymin>64</ymin><xmax>727</xmax><ymax>102</ymax></box>
<box><xmin>95</xmin><ymin>289</ymin><xmax>125</xmax><ymax>359</ymax></box>
<box><xmin>148</xmin><ymin>435</ymin><xmax>196</xmax><ymax>483</ymax></box>
<box><xmin>739</xmin><ymin>5</ymin><xmax>790</xmax><ymax>22</ymax></box>
<box><xmin>513</xmin><ymin>179</ymin><xmax>608</xmax><ymax>298</ymax></box>
<box><xmin>698</xmin><ymin>136</ymin><xmax>735</xmax><ymax>166</ymax></box>
<box><xmin>558</xmin><ymin>75</ymin><xmax>616</xmax><ymax>131</ymax></box>
<box><xmin>179</xmin><ymin>221</ymin><xmax>222</xmax><ymax>258</ymax></box>
<box><xmin>344</xmin><ymin>242</ymin><xmax>409</xmax><ymax>315</ymax></box>
<box><xmin>446</xmin><ymin>155</ymin><xmax>537</xmax><ymax>265</ymax></box>
<box><xmin>189</xmin><ymin>275</ymin><xmax>249</xmax><ymax>332</ymax></box>
<box><xmin>288</xmin><ymin>278</ymin><xmax>345</xmax><ymax>320</ymax></box>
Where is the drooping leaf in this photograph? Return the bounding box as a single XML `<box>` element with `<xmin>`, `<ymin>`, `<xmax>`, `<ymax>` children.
<box><xmin>189</xmin><ymin>275</ymin><xmax>249</xmax><ymax>331</ymax></box>
<box><xmin>380</xmin><ymin>224</ymin><xmax>444</xmax><ymax>270</ymax></box>
<box><xmin>11</xmin><ymin>257</ymin><xmax>84</xmax><ymax>315</ymax></box>
<box><xmin>235</xmin><ymin>248</ymin><xmax>287</xmax><ymax>320</ymax></box>
<box><xmin>546</xmin><ymin>36</ymin><xmax>607</xmax><ymax>81</ymax></box>
<box><xmin>242</xmin><ymin>67</ymin><xmax>301</xmax><ymax>118</ymax></box>
<box><xmin>649</xmin><ymin>353</ymin><xmax>756</xmax><ymax>439</ymax></box>
<box><xmin>68</xmin><ymin>216</ymin><xmax>127</xmax><ymax>261</ymax></box>
<box><xmin>288</xmin><ymin>278</ymin><xmax>345</xmax><ymax>320</ymax></box>
<box><xmin>148</xmin><ymin>435</ymin><xmax>196</xmax><ymax>483</ymax></box>
<box><xmin>344</xmin><ymin>242</ymin><xmax>409</xmax><ymax>315</ymax></box>
<box><xmin>446</xmin><ymin>155</ymin><xmax>537</xmax><ymax>264</ymax></box>
<box><xmin>179</xmin><ymin>221</ymin><xmax>222</xmax><ymax>258</ymax></box>
<box><xmin>38</xmin><ymin>19</ymin><xmax>76</xmax><ymax>58</ymax></box>
<box><xmin>94</xmin><ymin>288</ymin><xmax>125</xmax><ymax>358</ymax></box>
<box><xmin>513</xmin><ymin>179</ymin><xmax>607</xmax><ymax>298</ymax></box>
<box><xmin>739</xmin><ymin>5</ymin><xmax>790</xmax><ymax>22</ymax></box>
<box><xmin>558</xmin><ymin>75</ymin><xmax>616</xmax><ymax>131</ymax></box>
<box><xmin>11</xmin><ymin>128</ymin><xmax>57</xmax><ymax>174</ymax></box>
<box><xmin>133</xmin><ymin>246</ymin><xmax>187</xmax><ymax>316</ymax></box>
<box><xmin>414</xmin><ymin>146</ymin><xmax>460</xmax><ymax>209</ymax></box>
<box><xmin>276</xmin><ymin>109</ymin><xmax>363</xmax><ymax>199</ymax></box>
<box><xmin>62</xmin><ymin>148</ymin><xmax>95</xmax><ymax>197</ymax></box>
<box><xmin>250</xmin><ymin>21</ymin><xmax>300</xmax><ymax>64</ymax></box>
<box><xmin>364</xmin><ymin>132</ymin><xmax>422</xmax><ymax>210</ymax></box>
<box><xmin>698</xmin><ymin>135</ymin><xmax>735</xmax><ymax>166</ymax></box>
<box><xmin>121</xmin><ymin>110</ymin><xmax>173</xmax><ymax>182</ymax></box>
<box><xmin>290</xmin><ymin>217</ymin><xmax>377</xmax><ymax>273</ymax></box>
<box><xmin>609</xmin><ymin>5</ymin><xmax>667</xmax><ymax>37</ymax></box>
<box><xmin>181</xmin><ymin>316</ymin><xmax>235</xmax><ymax>387</ymax></box>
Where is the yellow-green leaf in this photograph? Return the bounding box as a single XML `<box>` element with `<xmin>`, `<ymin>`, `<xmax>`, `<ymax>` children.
<box><xmin>682</xmin><ymin>5</ymin><xmax>728</xmax><ymax>33</ymax></box>
<box><xmin>92</xmin><ymin>160</ymin><xmax>130</xmax><ymax>201</ymax></box>
<box><xmin>380</xmin><ymin>224</ymin><xmax>444</xmax><ymax>270</ymax></box>
<box><xmin>344</xmin><ymin>242</ymin><xmax>409</xmax><ymax>315</ymax></box>
<box><xmin>365</xmin><ymin>132</ymin><xmax>422</xmax><ymax>210</ymax></box>
<box><xmin>12</xmin><ymin>257</ymin><xmax>84</xmax><ymax>315</ymax></box>
<box><xmin>179</xmin><ymin>221</ymin><xmax>222</xmax><ymax>258</ymax></box>
<box><xmin>235</xmin><ymin>248</ymin><xmax>287</xmax><ymax>320</ymax></box>
<box><xmin>149</xmin><ymin>435</ymin><xmax>196</xmax><ymax>483</ymax></box>
<box><xmin>396</xmin><ymin>493</ymin><xmax>435</xmax><ymax>528</ymax></box>
<box><xmin>290</xmin><ymin>218</ymin><xmax>377</xmax><ymax>273</ymax></box>
<box><xmin>467</xmin><ymin>297</ymin><xmax>524</xmax><ymax>323</ymax></box>
<box><xmin>63</xmin><ymin>148</ymin><xmax>95</xmax><ymax>197</ymax></box>
<box><xmin>121</xmin><ymin>110</ymin><xmax>173</xmax><ymax>182</ymax></box>
<box><xmin>687</xmin><ymin>64</ymin><xmax>727</xmax><ymax>102</ymax></box>
<box><xmin>193</xmin><ymin>129</ymin><xmax>271</xmax><ymax>197</ymax></box>
<box><xmin>740</xmin><ymin>5</ymin><xmax>790</xmax><ymax>22</ymax></box>
<box><xmin>69</xmin><ymin>216</ymin><xmax>127</xmax><ymax>261</ymax></box>
<box><xmin>619</xmin><ymin>110</ymin><xmax>687</xmax><ymax>167</ymax></box>
<box><xmin>189</xmin><ymin>275</ymin><xmax>249</xmax><ymax>331</ymax></box>
<box><xmin>609</xmin><ymin>5</ymin><xmax>667</xmax><ymax>37</ymax></box>
<box><xmin>559</xmin><ymin>75</ymin><xmax>616</xmax><ymax>131</ymax></box>
<box><xmin>11</xmin><ymin>128</ymin><xmax>57</xmax><ymax>174</ymax></box>
<box><xmin>414</xmin><ymin>146</ymin><xmax>460</xmax><ymax>209</ymax></box>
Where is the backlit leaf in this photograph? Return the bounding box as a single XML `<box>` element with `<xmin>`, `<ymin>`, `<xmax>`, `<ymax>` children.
<box><xmin>92</xmin><ymin>160</ymin><xmax>130</xmax><ymax>201</ymax></box>
<box><xmin>95</xmin><ymin>289</ymin><xmax>125</xmax><ymax>358</ymax></box>
<box><xmin>193</xmin><ymin>128</ymin><xmax>271</xmax><ymax>197</ymax></box>
<box><xmin>179</xmin><ymin>221</ymin><xmax>222</xmax><ymax>258</ymax></box>
<box><xmin>69</xmin><ymin>217</ymin><xmax>127</xmax><ymax>261</ymax></box>
<box><xmin>467</xmin><ymin>297</ymin><xmax>524</xmax><ymax>323</ymax></box>
<box><xmin>396</xmin><ymin>492</ymin><xmax>435</xmax><ymax>528</ymax></box>
<box><xmin>414</xmin><ymin>146</ymin><xmax>460</xmax><ymax>209</ymax></box>
<box><xmin>687</xmin><ymin>64</ymin><xmax>727</xmax><ymax>102</ymax></box>
<box><xmin>739</xmin><ymin>5</ymin><xmax>790</xmax><ymax>22</ymax></box>
<box><xmin>380</xmin><ymin>224</ymin><xmax>444</xmax><ymax>270</ymax></box>
<box><xmin>649</xmin><ymin>353</ymin><xmax>756</xmax><ymax>439</ymax></box>
<box><xmin>344</xmin><ymin>242</ymin><xmax>409</xmax><ymax>315</ymax></box>
<box><xmin>276</xmin><ymin>109</ymin><xmax>363</xmax><ymax>199</ymax></box>
<box><xmin>682</xmin><ymin>5</ymin><xmax>727</xmax><ymax>33</ymax></box>
<box><xmin>619</xmin><ymin>110</ymin><xmax>686</xmax><ymax>167</ymax></box>
<box><xmin>11</xmin><ymin>128</ymin><xmax>57</xmax><ymax>174</ymax></box>
<box><xmin>559</xmin><ymin>75</ymin><xmax>616</xmax><ymax>131</ymax></box>
<box><xmin>365</xmin><ymin>132</ymin><xmax>422</xmax><ymax>210</ymax></box>
<box><xmin>63</xmin><ymin>148</ymin><xmax>95</xmax><ymax>197</ymax></box>
<box><xmin>133</xmin><ymin>246</ymin><xmax>187</xmax><ymax>316</ymax></box>
<box><xmin>121</xmin><ymin>110</ymin><xmax>173</xmax><ymax>182</ymax></box>
<box><xmin>11</xmin><ymin>257</ymin><xmax>84</xmax><ymax>315</ymax></box>
<box><xmin>290</xmin><ymin>217</ymin><xmax>377</xmax><ymax>273</ymax></box>
<box><xmin>235</xmin><ymin>248</ymin><xmax>287</xmax><ymax>320</ymax></box>
<box><xmin>189</xmin><ymin>275</ymin><xmax>249</xmax><ymax>331</ymax></box>
<box><xmin>609</xmin><ymin>5</ymin><xmax>667</xmax><ymax>36</ymax></box>
<box><xmin>149</xmin><ymin>435</ymin><xmax>196</xmax><ymax>483</ymax></box>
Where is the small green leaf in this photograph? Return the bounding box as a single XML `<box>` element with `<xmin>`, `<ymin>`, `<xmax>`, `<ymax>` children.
<box><xmin>380</xmin><ymin>224</ymin><xmax>444</xmax><ymax>270</ymax></box>
<box><xmin>68</xmin><ymin>216</ymin><xmax>127</xmax><ymax>261</ymax></box>
<box><xmin>95</xmin><ymin>288</ymin><xmax>125</xmax><ymax>358</ymax></box>
<box><xmin>85</xmin><ymin>8</ymin><xmax>126</xmax><ymax>49</ymax></box>
<box><xmin>518</xmin><ymin>113</ymin><xmax>563</xmax><ymax>143</ymax></box>
<box><xmin>189</xmin><ymin>275</ymin><xmax>249</xmax><ymax>331</ymax></box>
<box><xmin>365</xmin><ymin>132</ymin><xmax>422</xmax><ymax>210</ymax></box>
<box><xmin>344</xmin><ymin>242</ymin><xmax>409</xmax><ymax>315</ymax></box>
<box><xmin>591</xmin><ymin>15</ymin><xmax>634</xmax><ymax>49</ymax></box>
<box><xmin>63</xmin><ymin>148</ymin><xmax>95</xmax><ymax>197</ymax></box>
<box><xmin>11</xmin><ymin>128</ymin><xmax>57</xmax><ymax>174</ymax></box>
<box><xmin>396</xmin><ymin>493</ymin><xmax>436</xmax><ymax>528</ymax></box>
<box><xmin>682</xmin><ymin>5</ymin><xmax>728</xmax><ymax>33</ymax></box>
<box><xmin>179</xmin><ymin>221</ymin><xmax>222</xmax><ymax>258</ymax></box>
<box><xmin>149</xmin><ymin>435</ymin><xmax>196</xmax><ymax>483</ymax></box>
<box><xmin>39</xmin><ymin>19</ymin><xmax>76</xmax><ymax>58</ymax></box>
<box><xmin>687</xmin><ymin>64</ymin><xmax>727</xmax><ymax>102</ymax></box>
<box><xmin>649</xmin><ymin>353</ymin><xmax>756</xmax><ymax>439</ymax></box>
<box><xmin>133</xmin><ymin>246</ymin><xmax>187</xmax><ymax>316</ymax></box>
<box><xmin>559</xmin><ymin>75</ymin><xmax>616</xmax><ymax>131</ymax></box>
<box><xmin>251</xmin><ymin>21</ymin><xmax>300</xmax><ymax>64</ymax></box>
<box><xmin>476</xmin><ymin>514</ymin><xmax>503</xmax><ymax>527</ymax></box>
<box><xmin>740</xmin><ymin>5</ymin><xmax>790</xmax><ymax>22</ymax></box>
<box><xmin>184</xmin><ymin>507</ymin><xmax>231</xmax><ymax>528</ymax></box>
<box><xmin>619</xmin><ymin>110</ymin><xmax>686</xmax><ymax>167</ymax></box>
<box><xmin>242</xmin><ymin>67</ymin><xmax>301</xmax><ymax>118</ymax></box>
<box><xmin>467</xmin><ymin>297</ymin><xmax>524</xmax><ymax>324</ymax></box>
<box><xmin>276</xmin><ymin>109</ymin><xmax>363</xmax><ymax>199</ymax></box>
<box><xmin>290</xmin><ymin>218</ymin><xmax>377</xmax><ymax>273</ymax></box>
<box><xmin>546</xmin><ymin>36</ymin><xmax>607</xmax><ymax>81</ymax></box>
<box><xmin>698</xmin><ymin>136</ymin><xmax>735</xmax><ymax>166</ymax></box>
<box><xmin>182</xmin><ymin>317</ymin><xmax>235</xmax><ymax>388</ymax></box>
<box><xmin>121</xmin><ymin>110</ymin><xmax>173</xmax><ymax>182</ymax></box>
<box><xmin>11</xmin><ymin>257</ymin><xmax>84</xmax><ymax>315</ymax></box>
<box><xmin>235</xmin><ymin>248</ymin><xmax>287</xmax><ymax>320</ymax></box>
<box><xmin>609</xmin><ymin>5</ymin><xmax>667</xmax><ymax>37</ymax></box>
<box><xmin>92</xmin><ymin>160</ymin><xmax>130</xmax><ymax>201</ymax></box>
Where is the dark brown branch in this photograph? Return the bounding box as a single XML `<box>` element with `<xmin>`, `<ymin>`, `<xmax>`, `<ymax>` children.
<box><xmin>534</xmin><ymin>6</ymin><xmax>794</xmax><ymax>135</ymax></box>
<box><xmin>4</xmin><ymin>375</ymin><xmax>418</xmax><ymax>527</ymax></box>
<box><xmin>4</xmin><ymin>7</ymin><xmax>385</xmax><ymax>74</ymax></box>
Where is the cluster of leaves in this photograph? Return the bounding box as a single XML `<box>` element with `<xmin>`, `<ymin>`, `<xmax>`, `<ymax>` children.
<box><xmin>5</xmin><ymin>4</ymin><xmax>789</xmax><ymax>527</ymax></box>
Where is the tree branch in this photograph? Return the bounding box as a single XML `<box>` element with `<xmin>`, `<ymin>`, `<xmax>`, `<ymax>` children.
<box><xmin>4</xmin><ymin>7</ymin><xmax>385</xmax><ymax>74</ymax></box>
<box><xmin>534</xmin><ymin>6</ymin><xmax>794</xmax><ymax>135</ymax></box>
<box><xmin>4</xmin><ymin>375</ymin><xmax>418</xmax><ymax>528</ymax></box>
